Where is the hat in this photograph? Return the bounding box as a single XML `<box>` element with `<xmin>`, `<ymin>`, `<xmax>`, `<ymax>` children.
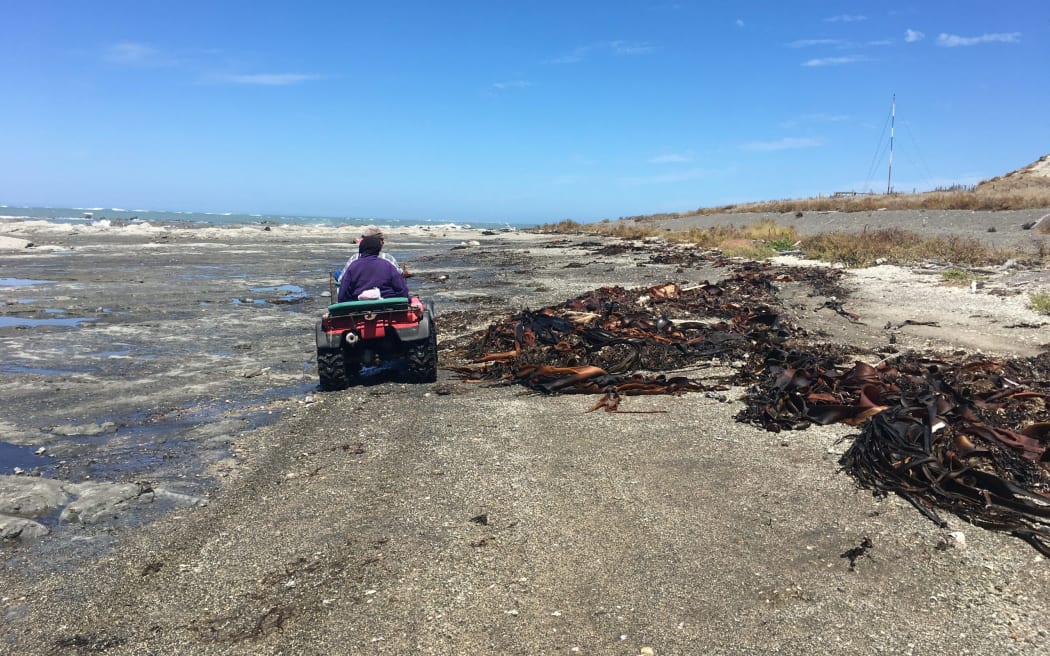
<box><xmin>360</xmin><ymin>225</ymin><xmax>384</xmax><ymax>240</ymax></box>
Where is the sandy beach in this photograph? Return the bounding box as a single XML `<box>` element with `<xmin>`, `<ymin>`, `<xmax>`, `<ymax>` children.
<box><xmin>2</xmin><ymin>211</ymin><xmax>1049</xmax><ymax>655</ymax></box>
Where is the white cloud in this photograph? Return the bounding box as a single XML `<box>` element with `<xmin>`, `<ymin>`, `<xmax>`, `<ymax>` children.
<box><xmin>105</xmin><ymin>42</ymin><xmax>172</xmax><ymax>66</ymax></box>
<box><xmin>493</xmin><ymin>80</ymin><xmax>531</xmax><ymax>90</ymax></box>
<box><xmin>788</xmin><ymin>38</ymin><xmax>842</xmax><ymax>48</ymax></box>
<box><xmin>610</xmin><ymin>40</ymin><xmax>655</xmax><ymax>55</ymax></box>
<box><xmin>219</xmin><ymin>73</ymin><xmax>321</xmax><ymax>85</ymax></box>
<box><xmin>741</xmin><ymin>137</ymin><xmax>821</xmax><ymax>152</ymax></box>
<box><xmin>802</xmin><ymin>55</ymin><xmax>867</xmax><ymax>67</ymax></box>
<box><xmin>936</xmin><ymin>32</ymin><xmax>1021</xmax><ymax>47</ymax></box>
<box><xmin>649</xmin><ymin>153</ymin><xmax>692</xmax><ymax>164</ymax></box>
<box><xmin>549</xmin><ymin>41</ymin><xmax>654</xmax><ymax>63</ymax></box>
<box><xmin>905</xmin><ymin>29</ymin><xmax>925</xmax><ymax>43</ymax></box>
<box><xmin>825</xmin><ymin>15</ymin><xmax>867</xmax><ymax>23</ymax></box>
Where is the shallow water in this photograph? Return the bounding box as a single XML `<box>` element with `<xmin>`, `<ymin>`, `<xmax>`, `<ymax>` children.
<box><xmin>0</xmin><ymin>278</ymin><xmax>53</xmax><ymax>287</ymax></box>
<box><xmin>0</xmin><ymin>224</ymin><xmax>545</xmax><ymax>558</ymax></box>
<box><xmin>0</xmin><ymin>442</ymin><xmax>50</xmax><ymax>473</ymax></box>
<box><xmin>0</xmin><ymin>316</ymin><xmax>96</xmax><ymax>328</ymax></box>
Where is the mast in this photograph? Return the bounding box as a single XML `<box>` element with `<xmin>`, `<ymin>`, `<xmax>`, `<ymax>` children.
<box><xmin>886</xmin><ymin>94</ymin><xmax>895</xmax><ymax>194</ymax></box>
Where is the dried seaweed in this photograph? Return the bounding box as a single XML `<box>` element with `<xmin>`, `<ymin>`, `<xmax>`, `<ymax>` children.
<box><xmin>451</xmin><ymin>262</ymin><xmax>842</xmax><ymax>410</ymax></box>
<box><xmin>453</xmin><ymin>241</ymin><xmax>1050</xmax><ymax>555</ymax></box>
<box><xmin>740</xmin><ymin>348</ymin><xmax>1050</xmax><ymax>555</ymax></box>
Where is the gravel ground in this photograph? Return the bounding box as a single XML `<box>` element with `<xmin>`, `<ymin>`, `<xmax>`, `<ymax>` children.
<box><xmin>1</xmin><ymin>214</ymin><xmax>1049</xmax><ymax>655</ymax></box>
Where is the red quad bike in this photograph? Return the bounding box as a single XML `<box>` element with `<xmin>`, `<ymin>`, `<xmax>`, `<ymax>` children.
<box><xmin>315</xmin><ymin>293</ymin><xmax>438</xmax><ymax>390</ymax></box>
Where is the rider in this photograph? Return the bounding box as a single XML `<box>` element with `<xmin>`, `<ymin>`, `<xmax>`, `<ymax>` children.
<box><xmin>341</xmin><ymin>225</ymin><xmax>411</xmax><ymax>280</ymax></box>
<box><xmin>337</xmin><ymin>235</ymin><xmax>409</xmax><ymax>302</ymax></box>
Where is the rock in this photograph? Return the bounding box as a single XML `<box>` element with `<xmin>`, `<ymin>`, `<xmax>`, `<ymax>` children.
<box><xmin>0</xmin><ymin>421</ymin><xmax>48</xmax><ymax>446</ymax></box>
<box><xmin>0</xmin><ymin>475</ymin><xmax>68</xmax><ymax>517</ymax></box>
<box><xmin>60</xmin><ymin>481</ymin><xmax>144</xmax><ymax>524</ymax></box>
<box><xmin>0</xmin><ymin>235</ymin><xmax>33</xmax><ymax>251</ymax></box>
<box><xmin>153</xmin><ymin>488</ymin><xmax>207</xmax><ymax>508</ymax></box>
<box><xmin>51</xmin><ymin>422</ymin><xmax>117</xmax><ymax>437</ymax></box>
<box><xmin>0</xmin><ymin>514</ymin><xmax>49</xmax><ymax>541</ymax></box>
<box><xmin>185</xmin><ymin>419</ymin><xmax>248</xmax><ymax>441</ymax></box>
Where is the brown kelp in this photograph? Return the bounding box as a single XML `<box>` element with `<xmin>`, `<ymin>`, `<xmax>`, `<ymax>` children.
<box><xmin>739</xmin><ymin>348</ymin><xmax>1050</xmax><ymax>555</ymax></box>
<box><xmin>451</xmin><ymin>263</ymin><xmax>842</xmax><ymax>410</ymax></box>
<box><xmin>452</xmin><ymin>244</ymin><xmax>1049</xmax><ymax>555</ymax></box>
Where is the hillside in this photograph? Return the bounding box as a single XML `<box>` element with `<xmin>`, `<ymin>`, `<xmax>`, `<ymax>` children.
<box><xmin>976</xmin><ymin>154</ymin><xmax>1050</xmax><ymax>196</ymax></box>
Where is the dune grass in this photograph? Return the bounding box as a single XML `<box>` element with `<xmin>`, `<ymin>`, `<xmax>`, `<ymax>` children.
<box><xmin>1030</xmin><ymin>292</ymin><xmax>1050</xmax><ymax>315</ymax></box>
<box><xmin>939</xmin><ymin>268</ymin><xmax>986</xmax><ymax>285</ymax></box>
<box><xmin>799</xmin><ymin>228</ymin><xmax>1020</xmax><ymax>268</ymax></box>
<box><xmin>688</xmin><ymin>189</ymin><xmax>1050</xmax><ymax>216</ymax></box>
<box><xmin>534</xmin><ymin>217</ymin><xmax>1045</xmax><ymax>268</ymax></box>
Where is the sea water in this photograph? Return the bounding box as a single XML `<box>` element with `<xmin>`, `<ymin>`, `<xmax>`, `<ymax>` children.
<box><xmin>0</xmin><ymin>205</ymin><xmax>531</xmax><ymax>231</ymax></box>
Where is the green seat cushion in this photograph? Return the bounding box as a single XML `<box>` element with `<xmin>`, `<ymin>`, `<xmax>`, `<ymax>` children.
<box><xmin>327</xmin><ymin>297</ymin><xmax>410</xmax><ymax>316</ymax></box>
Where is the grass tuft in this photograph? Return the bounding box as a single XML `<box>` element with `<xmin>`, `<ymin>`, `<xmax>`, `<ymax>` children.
<box><xmin>939</xmin><ymin>269</ymin><xmax>986</xmax><ymax>285</ymax></box>
<box><xmin>1030</xmin><ymin>292</ymin><xmax>1050</xmax><ymax>315</ymax></box>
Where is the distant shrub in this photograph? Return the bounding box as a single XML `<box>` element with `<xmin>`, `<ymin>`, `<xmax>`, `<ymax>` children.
<box><xmin>721</xmin><ymin>244</ymin><xmax>778</xmax><ymax>259</ymax></box>
<box><xmin>940</xmin><ymin>268</ymin><xmax>985</xmax><ymax>285</ymax></box>
<box><xmin>536</xmin><ymin>219</ymin><xmax>585</xmax><ymax>233</ymax></box>
<box><xmin>801</xmin><ymin>228</ymin><xmax>1016</xmax><ymax>268</ymax></box>
<box><xmin>1030</xmin><ymin>292</ymin><xmax>1050</xmax><ymax>314</ymax></box>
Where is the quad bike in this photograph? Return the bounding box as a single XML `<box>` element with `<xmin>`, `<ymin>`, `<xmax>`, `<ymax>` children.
<box><xmin>315</xmin><ymin>276</ymin><xmax>437</xmax><ymax>390</ymax></box>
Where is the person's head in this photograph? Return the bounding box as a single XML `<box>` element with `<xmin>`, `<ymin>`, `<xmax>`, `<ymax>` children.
<box><xmin>358</xmin><ymin>235</ymin><xmax>383</xmax><ymax>256</ymax></box>
<box><xmin>360</xmin><ymin>225</ymin><xmax>384</xmax><ymax>241</ymax></box>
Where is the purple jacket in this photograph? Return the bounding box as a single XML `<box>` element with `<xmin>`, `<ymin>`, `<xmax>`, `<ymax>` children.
<box><xmin>337</xmin><ymin>254</ymin><xmax>410</xmax><ymax>302</ymax></box>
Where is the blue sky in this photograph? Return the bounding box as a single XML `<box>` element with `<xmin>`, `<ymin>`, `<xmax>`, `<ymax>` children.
<box><xmin>2</xmin><ymin>1</ymin><xmax>1047</xmax><ymax>223</ymax></box>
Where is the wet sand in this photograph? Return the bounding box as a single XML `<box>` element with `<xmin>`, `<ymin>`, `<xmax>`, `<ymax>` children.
<box><xmin>1</xmin><ymin>214</ymin><xmax>1049</xmax><ymax>654</ymax></box>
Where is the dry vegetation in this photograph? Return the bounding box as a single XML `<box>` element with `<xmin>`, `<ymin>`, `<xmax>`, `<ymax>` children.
<box><xmin>1031</xmin><ymin>292</ymin><xmax>1050</xmax><ymax>315</ymax></box>
<box><xmin>534</xmin><ymin>218</ymin><xmax>1048</xmax><ymax>268</ymax></box>
<box><xmin>687</xmin><ymin>188</ymin><xmax>1050</xmax><ymax>216</ymax></box>
<box><xmin>536</xmin><ymin>167</ymin><xmax>1050</xmax><ymax>268</ymax></box>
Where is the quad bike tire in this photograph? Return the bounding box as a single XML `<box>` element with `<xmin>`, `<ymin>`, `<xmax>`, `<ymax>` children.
<box><xmin>317</xmin><ymin>347</ymin><xmax>352</xmax><ymax>391</ymax></box>
<box><xmin>406</xmin><ymin>332</ymin><xmax>438</xmax><ymax>383</ymax></box>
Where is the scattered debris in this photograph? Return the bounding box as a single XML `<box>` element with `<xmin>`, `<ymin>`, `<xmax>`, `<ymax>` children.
<box><xmin>840</xmin><ymin>536</ymin><xmax>874</xmax><ymax>571</ymax></box>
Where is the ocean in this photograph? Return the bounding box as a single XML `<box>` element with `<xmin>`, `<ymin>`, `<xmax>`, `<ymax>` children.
<box><xmin>0</xmin><ymin>205</ymin><xmax>532</xmax><ymax>231</ymax></box>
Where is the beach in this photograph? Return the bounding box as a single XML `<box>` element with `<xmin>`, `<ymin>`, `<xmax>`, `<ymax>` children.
<box><xmin>2</xmin><ymin>211</ymin><xmax>1049</xmax><ymax>655</ymax></box>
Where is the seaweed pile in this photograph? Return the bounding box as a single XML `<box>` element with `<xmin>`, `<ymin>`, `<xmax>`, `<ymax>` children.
<box><xmin>740</xmin><ymin>348</ymin><xmax>1050</xmax><ymax>555</ymax></box>
<box><xmin>450</xmin><ymin>264</ymin><xmax>839</xmax><ymax>411</ymax></box>
<box><xmin>452</xmin><ymin>251</ymin><xmax>1050</xmax><ymax>554</ymax></box>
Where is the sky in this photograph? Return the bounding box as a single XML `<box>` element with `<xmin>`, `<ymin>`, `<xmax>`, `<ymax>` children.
<box><xmin>2</xmin><ymin>1</ymin><xmax>1048</xmax><ymax>224</ymax></box>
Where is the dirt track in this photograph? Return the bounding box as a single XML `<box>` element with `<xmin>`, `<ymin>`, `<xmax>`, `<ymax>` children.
<box><xmin>2</xmin><ymin>215</ymin><xmax>1049</xmax><ymax>655</ymax></box>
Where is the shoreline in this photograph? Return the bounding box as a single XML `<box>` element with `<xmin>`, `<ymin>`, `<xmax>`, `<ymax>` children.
<box><xmin>2</xmin><ymin>213</ymin><xmax>1049</xmax><ymax>654</ymax></box>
